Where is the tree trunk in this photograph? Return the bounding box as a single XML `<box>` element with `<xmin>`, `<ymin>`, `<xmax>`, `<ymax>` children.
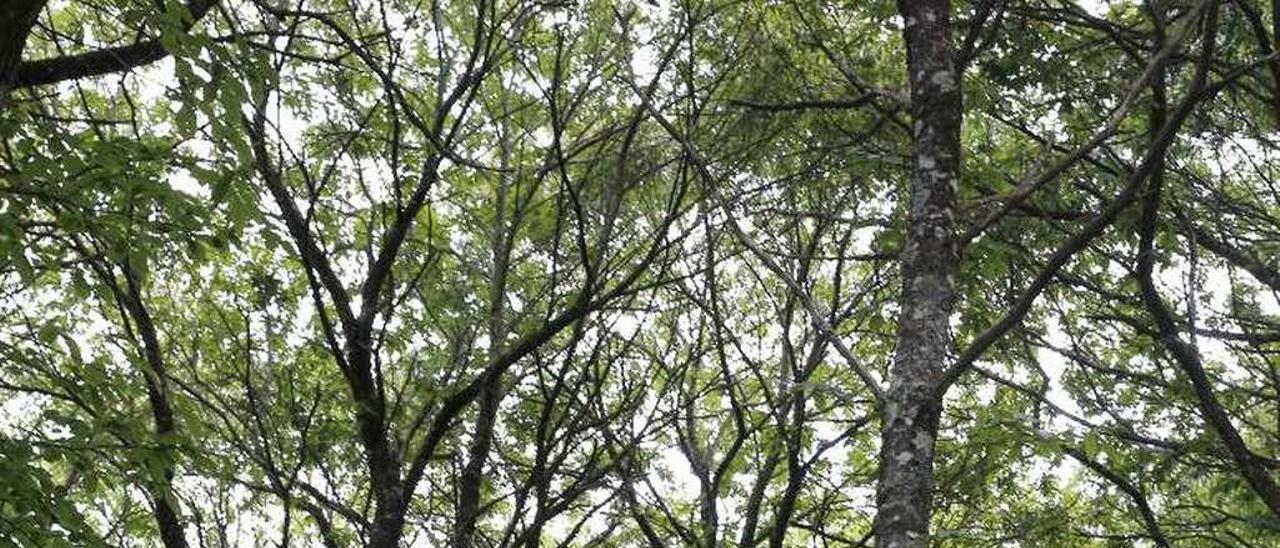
<box><xmin>347</xmin><ymin>346</ymin><xmax>406</xmax><ymax>548</ymax></box>
<box><xmin>873</xmin><ymin>0</ymin><xmax>962</xmax><ymax>546</ymax></box>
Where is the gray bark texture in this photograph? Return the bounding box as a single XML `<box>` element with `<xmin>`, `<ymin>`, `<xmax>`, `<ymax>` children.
<box><xmin>873</xmin><ymin>0</ymin><xmax>962</xmax><ymax>546</ymax></box>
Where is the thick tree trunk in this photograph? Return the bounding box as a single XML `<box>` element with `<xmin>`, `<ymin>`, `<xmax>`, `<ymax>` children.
<box><xmin>873</xmin><ymin>1</ymin><xmax>962</xmax><ymax>546</ymax></box>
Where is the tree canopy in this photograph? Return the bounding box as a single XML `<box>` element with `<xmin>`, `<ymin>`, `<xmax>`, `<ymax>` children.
<box><xmin>3</xmin><ymin>0</ymin><xmax>1280</xmax><ymax>546</ymax></box>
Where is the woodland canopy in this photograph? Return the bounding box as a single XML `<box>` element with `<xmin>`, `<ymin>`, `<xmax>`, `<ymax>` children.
<box><xmin>2</xmin><ymin>0</ymin><xmax>1280</xmax><ymax>546</ymax></box>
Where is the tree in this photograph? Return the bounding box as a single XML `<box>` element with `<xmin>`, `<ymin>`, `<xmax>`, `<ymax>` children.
<box><xmin>5</xmin><ymin>0</ymin><xmax>1280</xmax><ymax>546</ymax></box>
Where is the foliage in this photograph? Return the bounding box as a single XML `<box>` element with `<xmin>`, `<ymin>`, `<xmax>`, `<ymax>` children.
<box><xmin>3</xmin><ymin>0</ymin><xmax>1280</xmax><ymax>546</ymax></box>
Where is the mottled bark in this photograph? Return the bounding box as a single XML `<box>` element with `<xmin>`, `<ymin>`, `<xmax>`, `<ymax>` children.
<box><xmin>873</xmin><ymin>0</ymin><xmax>962</xmax><ymax>546</ymax></box>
